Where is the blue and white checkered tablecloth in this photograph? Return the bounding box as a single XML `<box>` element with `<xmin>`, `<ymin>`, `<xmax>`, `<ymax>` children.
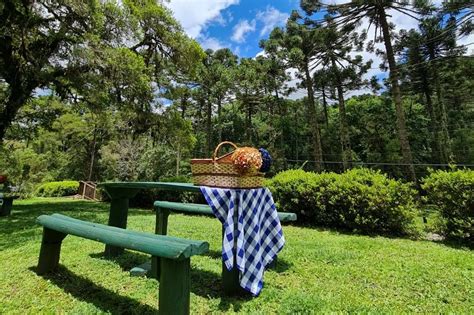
<box><xmin>200</xmin><ymin>186</ymin><xmax>285</xmax><ymax>296</ymax></box>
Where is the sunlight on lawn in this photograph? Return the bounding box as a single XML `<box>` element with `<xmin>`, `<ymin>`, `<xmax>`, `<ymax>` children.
<box><xmin>0</xmin><ymin>198</ymin><xmax>473</xmax><ymax>314</ymax></box>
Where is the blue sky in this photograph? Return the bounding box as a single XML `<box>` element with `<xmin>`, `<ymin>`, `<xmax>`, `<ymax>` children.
<box><xmin>166</xmin><ymin>0</ymin><xmax>302</xmax><ymax>58</ymax></box>
<box><xmin>164</xmin><ymin>0</ymin><xmax>473</xmax><ymax>98</ymax></box>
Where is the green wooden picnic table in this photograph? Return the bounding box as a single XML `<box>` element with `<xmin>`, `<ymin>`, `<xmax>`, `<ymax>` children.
<box><xmin>98</xmin><ymin>181</ymin><xmax>295</xmax><ymax>296</ymax></box>
<box><xmin>99</xmin><ymin>181</ymin><xmax>249</xmax><ymax>295</ymax></box>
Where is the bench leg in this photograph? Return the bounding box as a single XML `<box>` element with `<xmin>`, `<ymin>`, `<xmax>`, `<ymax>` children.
<box><xmin>37</xmin><ymin>227</ymin><xmax>67</xmax><ymax>275</ymax></box>
<box><xmin>159</xmin><ymin>258</ymin><xmax>190</xmax><ymax>315</ymax></box>
<box><xmin>151</xmin><ymin>207</ymin><xmax>170</xmax><ymax>280</ymax></box>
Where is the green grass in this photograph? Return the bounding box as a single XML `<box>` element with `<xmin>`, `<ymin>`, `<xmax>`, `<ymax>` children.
<box><xmin>1</xmin><ymin>197</ymin><xmax>473</xmax><ymax>314</ymax></box>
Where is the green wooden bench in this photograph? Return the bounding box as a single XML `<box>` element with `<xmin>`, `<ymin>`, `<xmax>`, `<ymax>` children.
<box><xmin>36</xmin><ymin>213</ymin><xmax>209</xmax><ymax>315</ymax></box>
<box><xmin>154</xmin><ymin>201</ymin><xmax>297</xmax><ymax>223</ymax></box>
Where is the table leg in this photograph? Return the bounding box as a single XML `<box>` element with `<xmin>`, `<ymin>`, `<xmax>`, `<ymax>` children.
<box><xmin>151</xmin><ymin>206</ymin><xmax>170</xmax><ymax>280</ymax></box>
<box><xmin>0</xmin><ymin>198</ymin><xmax>13</xmax><ymax>217</ymax></box>
<box><xmin>222</xmin><ymin>223</ymin><xmax>244</xmax><ymax>295</ymax></box>
<box><xmin>104</xmin><ymin>197</ymin><xmax>129</xmax><ymax>257</ymax></box>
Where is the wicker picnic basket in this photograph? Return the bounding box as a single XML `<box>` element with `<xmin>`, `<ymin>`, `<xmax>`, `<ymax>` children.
<box><xmin>191</xmin><ymin>141</ymin><xmax>264</xmax><ymax>189</ymax></box>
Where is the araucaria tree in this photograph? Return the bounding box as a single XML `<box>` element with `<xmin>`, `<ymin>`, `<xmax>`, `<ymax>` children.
<box><xmin>311</xmin><ymin>20</ymin><xmax>372</xmax><ymax>170</ymax></box>
<box><xmin>301</xmin><ymin>0</ymin><xmax>426</xmax><ymax>181</ymax></box>
<box><xmin>262</xmin><ymin>11</ymin><xmax>325</xmax><ymax>171</ymax></box>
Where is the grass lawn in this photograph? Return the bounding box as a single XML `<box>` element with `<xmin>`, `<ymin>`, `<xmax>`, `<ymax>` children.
<box><xmin>1</xmin><ymin>197</ymin><xmax>473</xmax><ymax>314</ymax></box>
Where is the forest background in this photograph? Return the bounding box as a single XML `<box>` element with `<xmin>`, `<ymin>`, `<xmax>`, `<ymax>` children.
<box><xmin>0</xmin><ymin>0</ymin><xmax>473</xmax><ymax>194</ymax></box>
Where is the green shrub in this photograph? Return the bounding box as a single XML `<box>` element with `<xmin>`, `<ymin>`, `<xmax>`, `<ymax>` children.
<box><xmin>422</xmin><ymin>169</ymin><xmax>474</xmax><ymax>244</ymax></box>
<box><xmin>266</xmin><ymin>168</ymin><xmax>418</xmax><ymax>236</ymax></box>
<box><xmin>35</xmin><ymin>181</ymin><xmax>80</xmax><ymax>197</ymax></box>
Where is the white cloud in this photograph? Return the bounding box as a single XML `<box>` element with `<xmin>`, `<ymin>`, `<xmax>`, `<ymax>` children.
<box><xmin>256</xmin><ymin>6</ymin><xmax>289</xmax><ymax>36</ymax></box>
<box><xmin>287</xmin><ymin>7</ymin><xmax>427</xmax><ymax>100</ymax></box>
<box><xmin>199</xmin><ymin>35</ymin><xmax>226</xmax><ymax>51</ymax></box>
<box><xmin>458</xmin><ymin>32</ymin><xmax>474</xmax><ymax>55</ymax></box>
<box><xmin>165</xmin><ymin>0</ymin><xmax>239</xmax><ymax>38</ymax></box>
<box><xmin>231</xmin><ymin>19</ymin><xmax>256</xmax><ymax>43</ymax></box>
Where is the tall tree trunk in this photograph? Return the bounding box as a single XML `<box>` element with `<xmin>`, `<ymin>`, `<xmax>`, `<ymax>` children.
<box><xmin>87</xmin><ymin>127</ymin><xmax>97</xmax><ymax>181</ymax></box>
<box><xmin>331</xmin><ymin>58</ymin><xmax>352</xmax><ymax>170</ymax></box>
<box><xmin>379</xmin><ymin>8</ymin><xmax>417</xmax><ymax>182</ymax></box>
<box><xmin>180</xmin><ymin>95</ymin><xmax>187</xmax><ymax>119</ymax></box>
<box><xmin>246</xmin><ymin>98</ymin><xmax>253</xmax><ymax>143</ymax></box>
<box><xmin>176</xmin><ymin>142</ymin><xmax>181</xmax><ymax>176</ymax></box>
<box><xmin>217</xmin><ymin>97</ymin><xmax>222</xmax><ymax>143</ymax></box>
<box><xmin>206</xmin><ymin>96</ymin><xmax>212</xmax><ymax>155</ymax></box>
<box><xmin>422</xmin><ymin>82</ymin><xmax>442</xmax><ymax>163</ymax></box>
<box><xmin>0</xmin><ymin>75</ymin><xmax>33</xmax><ymax>142</ymax></box>
<box><xmin>304</xmin><ymin>63</ymin><xmax>323</xmax><ymax>172</ymax></box>
<box><xmin>430</xmin><ymin>57</ymin><xmax>451</xmax><ymax>164</ymax></box>
<box><xmin>321</xmin><ymin>84</ymin><xmax>329</xmax><ymax>127</ymax></box>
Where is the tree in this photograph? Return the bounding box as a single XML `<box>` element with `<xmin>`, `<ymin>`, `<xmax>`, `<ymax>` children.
<box><xmin>0</xmin><ymin>0</ymin><xmax>98</xmax><ymax>141</ymax></box>
<box><xmin>301</xmin><ymin>0</ymin><xmax>426</xmax><ymax>181</ymax></box>
<box><xmin>0</xmin><ymin>0</ymin><xmax>204</xmax><ymax>142</ymax></box>
<box><xmin>262</xmin><ymin>11</ymin><xmax>325</xmax><ymax>171</ymax></box>
<box><xmin>310</xmin><ymin>21</ymin><xmax>372</xmax><ymax>169</ymax></box>
<box><xmin>232</xmin><ymin>58</ymin><xmax>266</xmax><ymax>144</ymax></box>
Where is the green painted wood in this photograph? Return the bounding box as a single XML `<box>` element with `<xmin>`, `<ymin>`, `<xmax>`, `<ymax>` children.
<box><xmin>277</xmin><ymin>211</ymin><xmax>297</xmax><ymax>222</ymax></box>
<box><xmin>154</xmin><ymin>201</ymin><xmax>298</xmax><ymax>222</ymax></box>
<box><xmin>159</xmin><ymin>258</ymin><xmax>190</xmax><ymax>315</ymax></box>
<box><xmin>37</xmin><ymin>215</ymin><xmax>209</xmax><ymax>260</ymax></box>
<box><xmin>37</xmin><ymin>227</ymin><xmax>67</xmax><ymax>275</ymax></box>
<box><xmin>221</xmin><ymin>208</ymin><xmax>247</xmax><ymax>296</ymax></box>
<box><xmin>50</xmin><ymin>214</ymin><xmax>205</xmax><ymax>248</ymax></box>
<box><xmin>0</xmin><ymin>197</ymin><xmax>15</xmax><ymax>217</ymax></box>
<box><xmin>105</xmin><ymin>197</ymin><xmax>129</xmax><ymax>257</ymax></box>
<box><xmin>98</xmin><ymin>182</ymin><xmax>201</xmax><ymax>194</ymax></box>
<box><xmin>151</xmin><ymin>206</ymin><xmax>170</xmax><ymax>280</ymax></box>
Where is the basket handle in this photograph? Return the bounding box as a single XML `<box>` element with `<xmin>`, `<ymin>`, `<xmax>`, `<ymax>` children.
<box><xmin>213</xmin><ymin>141</ymin><xmax>238</xmax><ymax>161</ymax></box>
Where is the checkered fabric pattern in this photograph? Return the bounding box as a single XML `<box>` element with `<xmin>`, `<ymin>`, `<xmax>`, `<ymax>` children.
<box><xmin>200</xmin><ymin>186</ymin><xmax>285</xmax><ymax>296</ymax></box>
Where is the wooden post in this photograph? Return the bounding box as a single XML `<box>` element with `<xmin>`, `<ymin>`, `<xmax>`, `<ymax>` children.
<box><xmin>151</xmin><ymin>206</ymin><xmax>170</xmax><ymax>280</ymax></box>
<box><xmin>104</xmin><ymin>198</ymin><xmax>129</xmax><ymax>257</ymax></box>
<box><xmin>159</xmin><ymin>258</ymin><xmax>190</xmax><ymax>315</ymax></box>
<box><xmin>37</xmin><ymin>227</ymin><xmax>67</xmax><ymax>274</ymax></box>
<box><xmin>81</xmin><ymin>181</ymin><xmax>86</xmax><ymax>199</ymax></box>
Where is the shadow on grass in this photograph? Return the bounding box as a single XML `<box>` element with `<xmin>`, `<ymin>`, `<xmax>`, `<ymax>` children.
<box><xmin>0</xmin><ymin>200</ymin><xmax>109</xmax><ymax>251</ymax></box>
<box><xmin>89</xmin><ymin>250</ymin><xmax>150</xmax><ymax>271</ymax></box>
<box><xmin>0</xmin><ymin>199</ymin><xmax>153</xmax><ymax>251</ymax></box>
<box><xmin>89</xmin><ymin>250</ymin><xmax>224</xmax><ymax>299</ymax></box>
<box><xmin>432</xmin><ymin>238</ymin><xmax>474</xmax><ymax>250</ymax></box>
<box><xmin>31</xmin><ymin>265</ymin><xmax>157</xmax><ymax>314</ymax></box>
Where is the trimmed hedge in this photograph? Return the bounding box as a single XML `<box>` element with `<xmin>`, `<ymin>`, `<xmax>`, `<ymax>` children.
<box><xmin>35</xmin><ymin>181</ymin><xmax>79</xmax><ymax>197</ymax></box>
<box><xmin>266</xmin><ymin>168</ymin><xmax>418</xmax><ymax>236</ymax></box>
<box><xmin>422</xmin><ymin>169</ymin><xmax>474</xmax><ymax>244</ymax></box>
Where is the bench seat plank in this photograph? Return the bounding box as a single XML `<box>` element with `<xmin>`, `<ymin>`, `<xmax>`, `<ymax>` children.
<box><xmin>37</xmin><ymin>214</ymin><xmax>208</xmax><ymax>260</ymax></box>
<box><xmin>154</xmin><ymin>201</ymin><xmax>297</xmax><ymax>222</ymax></box>
<box><xmin>50</xmin><ymin>214</ymin><xmax>206</xmax><ymax>248</ymax></box>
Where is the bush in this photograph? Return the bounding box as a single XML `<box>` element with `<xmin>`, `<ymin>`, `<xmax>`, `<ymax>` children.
<box><xmin>35</xmin><ymin>181</ymin><xmax>80</xmax><ymax>197</ymax></box>
<box><xmin>266</xmin><ymin>168</ymin><xmax>418</xmax><ymax>236</ymax></box>
<box><xmin>422</xmin><ymin>169</ymin><xmax>474</xmax><ymax>244</ymax></box>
